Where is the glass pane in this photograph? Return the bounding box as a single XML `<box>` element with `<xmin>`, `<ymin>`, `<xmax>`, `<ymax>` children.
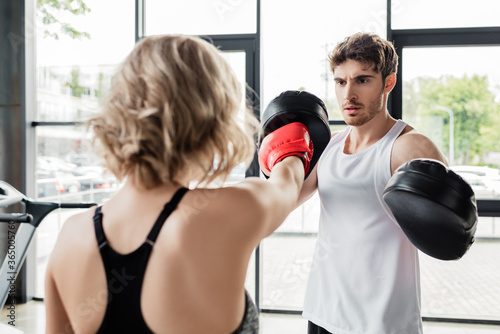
<box><xmin>36</xmin><ymin>126</ymin><xmax>119</xmax><ymax>203</ymax></box>
<box><xmin>36</xmin><ymin>0</ymin><xmax>135</xmax><ymax>121</ymax></box>
<box><xmin>392</xmin><ymin>0</ymin><xmax>500</xmax><ymax>29</ymax></box>
<box><xmin>37</xmin><ymin>65</ymin><xmax>116</xmax><ymax>122</ymax></box>
<box><xmin>145</xmin><ymin>0</ymin><xmax>257</xmax><ymax>36</ymax></box>
<box><xmin>34</xmin><ymin>0</ymin><xmax>134</xmax><ymax>298</ymax></box>
<box><xmin>261</xmin><ymin>0</ymin><xmax>386</xmax><ymax>121</ymax></box>
<box><xmin>403</xmin><ymin>46</ymin><xmax>500</xmax><ymax>200</ymax></box>
<box><xmin>402</xmin><ymin>46</ymin><xmax>500</xmax><ymax>321</ymax></box>
<box><xmin>220</xmin><ymin>51</ymin><xmax>250</xmax><ymax>185</ymax></box>
<box><xmin>261</xmin><ymin>234</ymin><xmax>317</xmax><ymax>310</ymax></box>
<box><xmin>220</xmin><ymin>50</ymin><xmax>256</xmax><ymax>300</ymax></box>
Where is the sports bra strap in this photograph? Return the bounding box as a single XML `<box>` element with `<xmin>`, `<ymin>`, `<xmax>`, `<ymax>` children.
<box><xmin>146</xmin><ymin>187</ymin><xmax>189</xmax><ymax>243</ymax></box>
<box><xmin>93</xmin><ymin>206</ymin><xmax>107</xmax><ymax>249</ymax></box>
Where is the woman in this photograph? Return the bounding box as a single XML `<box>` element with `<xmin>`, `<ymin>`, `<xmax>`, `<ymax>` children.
<box><xmin>45</xmin><ymin>34</ymin><xmax>305</xmax><ymax>333</ymax></box>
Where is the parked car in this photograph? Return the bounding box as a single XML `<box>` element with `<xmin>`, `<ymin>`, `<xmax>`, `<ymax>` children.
<box><xmin>36</xmin><ymin>156</ymin><xmax>81</xmax><ymax>198</ymax></box>
<box><xmin>452</xmin><ymin>166</ymin><xmax>500</xmax><ymax>200</ymax></box>
<box><xmin>73</xmin><ymin>165</ymin><xmax>118</xmax><ymax>191</ymax></box>
<box><xmin>37</xmin><ymin>156</ymin><xmax>77</xmax><ymax>173</ymax></box>
<box><xmin>452</xmin><ymin>165</ymin><xmax>500</xmax><ymax>178</ymax></box>
<box><xmin>36</xmin><ymin>169</ymin><xmax>81</xmax><ymax>198</ymax></box>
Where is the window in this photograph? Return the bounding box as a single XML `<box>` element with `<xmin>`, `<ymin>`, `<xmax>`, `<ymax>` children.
<box><xmin>220</xmin><ymin>50</ymin><xmax>257</xmax><ymax>299</ymax></box>
<box><xmin>391</xmin><ymin>0</ymin><xmax>500</xmax><ymax>30</ymax></box>
<box><xmin>261</xmin><ymin>0</ymin><xmax>387</xmax><ymax>122</ymax></box>
<box><xmin>144</xmin><ymin>0</ymin><xmax>257</xmax><ymax>36</ymax></box>
<box><xmin>33</xmin><ymin>0</ymin><xmax>135</xmax><ymax>298</ymax></box>
<box><xmin>402</xmin><ymin>46</ymin><xmax>500</xmax><ymax>177</ymax></box>
<box><xmin>393</xmin><ymin>11</ymin><xmax>500</xmax><ymax>323</ymax></box>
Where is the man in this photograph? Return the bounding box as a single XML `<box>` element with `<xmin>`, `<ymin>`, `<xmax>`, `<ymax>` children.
<box><xmin>299</xmin><ymin>33</ymin><xmax>447</xmax><ymax>334</ymax></box>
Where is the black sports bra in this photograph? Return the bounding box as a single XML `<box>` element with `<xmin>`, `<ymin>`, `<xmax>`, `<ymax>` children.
<box><xmin>93</xmin><ymin>187</ymin><xmax>259</xmax><ymax>333</ymax></box>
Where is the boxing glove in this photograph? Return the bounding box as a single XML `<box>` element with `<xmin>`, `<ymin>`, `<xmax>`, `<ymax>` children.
<box><xmin>383</xmin><ymin>159</ymin><xmax>478</xmax><ymax>260</ymax></box>
<box><xmin>258</xmin><ymin>122</ymin><xmax>314</xmax><ymax>177</ymax></box>
<box><xmin>258</xmin><ymin>90</ymin><xmax>331</xmax><ymax>179</ymax></box>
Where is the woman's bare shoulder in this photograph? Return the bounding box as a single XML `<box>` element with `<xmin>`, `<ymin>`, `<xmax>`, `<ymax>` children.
<box><xmin>175</xmin><ymin>181</ymin><xmax>271</xmax><ymax>246</ymax></box>
<box><xmin>48</xmin><ymin>207</ymin><xmax>99</xmax><ymax>266</ymax></box>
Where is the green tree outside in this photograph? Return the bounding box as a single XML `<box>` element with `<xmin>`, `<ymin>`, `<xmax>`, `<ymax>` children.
<box><xmin>37</xmin><ymin>0</ymin><xmax>91</xmax><ymax>40</ymax></box>
<box><xmin>404</xmin><ymin>74</ymin><xmax>500</xmax><ymax>166</ymax></box>
<box><xmin>66</xmin><ymin>68</ymin><xmax>86</xmax><ymax>98</ymax></box>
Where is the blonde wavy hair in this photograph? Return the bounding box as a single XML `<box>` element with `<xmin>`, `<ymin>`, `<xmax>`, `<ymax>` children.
<box><xmin>89</xmin><ymin>34</ymin><xmax>258</xmax><ymax>189</ymax></box>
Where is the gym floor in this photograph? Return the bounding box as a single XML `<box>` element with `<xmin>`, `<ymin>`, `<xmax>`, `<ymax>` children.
<box><xmin>1</xmin><ymin>301</ymin><xmax>500</xmax><ymax>333</ymax></box>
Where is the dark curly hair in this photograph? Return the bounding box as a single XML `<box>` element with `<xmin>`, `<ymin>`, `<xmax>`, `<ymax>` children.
<box><xmin>329</xmin><ymin>33</ymin><xmax>398</xmax><ymax>80</ymax></box>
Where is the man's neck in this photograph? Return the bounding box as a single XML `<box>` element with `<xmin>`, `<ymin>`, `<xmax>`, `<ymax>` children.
<box><xmin>344</xmin><ymin>110</ymin><xmax>396</xmax><ymax>154</ymax></box>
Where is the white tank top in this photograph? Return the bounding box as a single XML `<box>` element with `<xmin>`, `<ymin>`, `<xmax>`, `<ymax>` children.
<box><xmin>303</xmin><ymin>120</ymin><xmax>423</xmax><ymax>334</ymax></box>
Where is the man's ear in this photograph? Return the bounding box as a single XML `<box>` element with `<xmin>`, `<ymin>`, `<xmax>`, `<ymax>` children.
<box><xmin>384</xmin><ymin>73</ymin><xmax>397</xmax><ymax>93</ymax></box>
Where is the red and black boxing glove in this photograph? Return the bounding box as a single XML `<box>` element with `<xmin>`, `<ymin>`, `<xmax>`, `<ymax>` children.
<box><xmin>258</xmin><ymin>122</ymin><xmax>314</xmax><ymax>177</ymax></box>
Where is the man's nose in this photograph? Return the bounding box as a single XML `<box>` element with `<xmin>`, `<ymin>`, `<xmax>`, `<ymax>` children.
<box><xmin>344</xmin><ymin>82</ymin><xmax>357</xmax><ymax>101</ymax></box>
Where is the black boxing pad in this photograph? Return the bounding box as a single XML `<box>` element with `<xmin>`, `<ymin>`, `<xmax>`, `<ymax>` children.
<box><xmin>258</xmin><ymin>90</ymin><xmax>331</xmax><ymax>179</ymax></box>
<box><xmin>383</xmin><ymin>159</ymin><xmax>478</xmax><ymax>260</ymax></box>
